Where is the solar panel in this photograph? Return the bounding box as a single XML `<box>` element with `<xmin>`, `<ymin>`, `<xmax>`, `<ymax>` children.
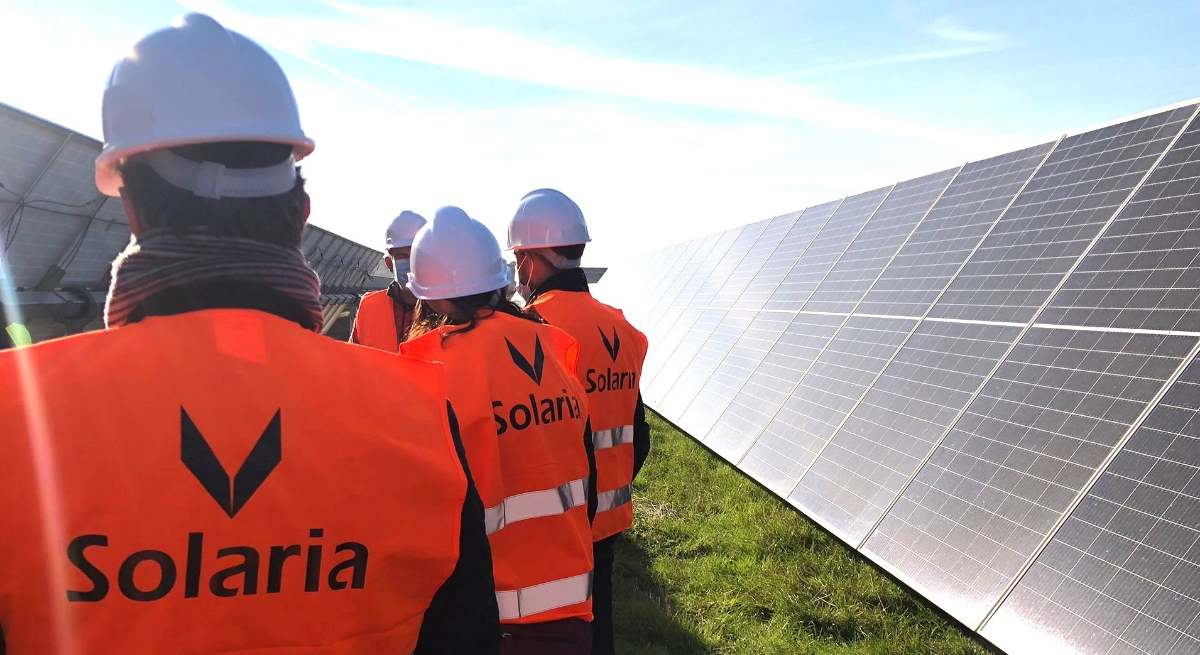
<box><xmin>739</xmin><ymin>315</ymin><xmax>918</xmax><ymax>494</ymax></box>
<box><xmin>704</xmin><ymin>311</ymin><xmax>844</xmax><ymax>461</ymax></box>
<box><xmin>802</xmin><ymin>168</ymin><xmax>959</xmax><ymax>314</ymax></box>
<box><xmin>659</xmin><ymin>309</ymin><xmax>757</xmax><ymax>430</ymax></box>
<box><xmin>680</xmin><ymin>310</ymin><xmax>793</xmax><ymax>439</ymax></box>
<box><xmin>792</xmin><ymin>319</ymin><xmax>1025</xmax><ymax>543</ymax></box>
<box><xmin>984</xmin><ymin>351</ymin><xmax>1200</xmax><ymax>654</ymax></box>
<box><xmin>858</xmin><ymin>142</ymin><xmax>1058</xmax><ymax>318</ymax></box>
<box><xmin>863</xmin><ymin>328</ymin><xmax>1198</xmax><ymax>627</ymax></box>
<box><xmin>1038</xmin><ymin>116</ymin><xmax>1200</xmax><ymax>333</ymax></box>
<box><xmin>736</xmin><ymin>200</ymin><xmax>840</xmax><ymax>311</ymax></box>
<box><xmin>0</xmin><ymin>102</ymin><xmax>385</xmax><ymax>338</ymax></box>
<box><xmin>716</xmin><ymin>212</ymin><xmax>802</xmax><ymax>308</ymax></box>
<box><xmin>600</xmin><ymin>100</ymin><xmax>1200</xmax><ymax>655</ymax></box>
<box><xmin>764</xmin><ymin>186</ymin><xmax>890</xmax><ymax>311</ymax></box>
<box><xmin>931</xmin><ymin>107</ymin><xmax>1196</xmax><ymax>325</ymax></box>
<box><xmin>645</xmin><ymin>308</ymin><xmax>725</xmax><ymax>403</ymax></box>
<box><xmin>685</xmin><ymin>221</ymin><xmax>770</xmax><ymax>308</ymax></box>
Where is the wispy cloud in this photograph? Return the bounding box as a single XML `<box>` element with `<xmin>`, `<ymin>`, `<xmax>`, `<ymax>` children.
<box><xmin>773</xmin><ymin>45</ymin><xmax>998</xmax><ymax>79</ymax></box>
<box><xmin>182</xmin><ymin>0</ymin><xmax>1020</xmax><ymax>153</ymax></box>
<box><xmin>924</xmin><ymin>16</ymin><xmax>1007</xmax><ymax>45</ymax></box>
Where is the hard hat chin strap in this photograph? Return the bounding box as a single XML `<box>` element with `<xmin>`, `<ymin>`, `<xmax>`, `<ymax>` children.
<box><xmin>135</xmin><ymin>149</ymin><xmax>298</xmax><ymax>199</ymax></box>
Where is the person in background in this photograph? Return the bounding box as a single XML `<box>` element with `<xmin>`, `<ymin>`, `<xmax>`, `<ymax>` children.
<box><xmin>349</xmin><ymin>210</ymin><xmax>426</xmax><ymax>350</ymax></box>
<box><xmin>0</xmin><ymin>15</ymin><xmax>498</xmax><ymax>654</ymax></box>
<box><xmin>508</xmin><ymin>189</ymin><xmax>650</xmax><ymax>655</ymax></box>
<box><xmin>401</xmin><ymin>207</ymin><xmax>597</xmax><ymax>654</ymax></box>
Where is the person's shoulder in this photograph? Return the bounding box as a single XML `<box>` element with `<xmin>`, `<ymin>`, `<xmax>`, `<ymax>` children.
<box><xmin>358</xmin><ymin>288</ymin><xmax>391</xmax><ymax>306</ymax></box>
<box><xmin>0</xmin><ymin>327</ymin><xmax>118</xmax><ymax>370</ymax></box>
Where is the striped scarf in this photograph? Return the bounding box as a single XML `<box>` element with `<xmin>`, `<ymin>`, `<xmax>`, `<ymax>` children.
<box><xmin>105</xmin><ymin>229</ymin><xmax>323</xmax><ymax>330</ymax></box>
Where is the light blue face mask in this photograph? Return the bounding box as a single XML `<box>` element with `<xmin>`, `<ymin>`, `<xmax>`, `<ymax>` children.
<box><xmin>392</xmin><ymin>258</ymin><xmax>411</xmax><ymax>284</ymax></box>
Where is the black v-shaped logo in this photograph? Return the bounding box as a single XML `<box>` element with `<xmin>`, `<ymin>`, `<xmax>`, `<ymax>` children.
<box><xmin>599</xmin><ymin>327</ymin><xmax>621</xmax><ymax>361</ymax></box>
<box><xmin>505</xmin><ymin>336</ymin><xmax>545</xmax><ymax>385</ymax></box>
<box><xmin>180</xmin><ymin>408</ymin><xmax>282</xmax><ymax>518</ymax></box>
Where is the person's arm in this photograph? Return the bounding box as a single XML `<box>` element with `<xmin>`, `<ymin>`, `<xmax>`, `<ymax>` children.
<box><xmin>415</xmin><ymin>403</ymin><xmax>500</xmax><ymax>655</ymax></box>
<box><xmin>583</xmin><ymin>419</ymin><xmax>598</xmax><ymax>523</ymax></box>
<box><xmin>632</xmin><ymin>393</ymin><xmax>651</xmax><ymax>480</ymax></box>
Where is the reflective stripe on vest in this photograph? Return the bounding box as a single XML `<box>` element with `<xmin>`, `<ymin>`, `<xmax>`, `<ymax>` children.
<box><xmin>593</xmin><ymin>424</ymin><xmax>634</xmax><ymax>450</ymax></box>
<box><xmin>485</xmin><ymin>478</ymin><xmax>587</xmax><ymax>535</ymax></box>
<box><xmin>596</xmin><ymin>484</ymin><xmax>632</xmax><ymax>513</ymax></box>
<box><xmin>496</xmin><ymin>572</ymin><xmax>593</xmax><ymax>622</ymax></box>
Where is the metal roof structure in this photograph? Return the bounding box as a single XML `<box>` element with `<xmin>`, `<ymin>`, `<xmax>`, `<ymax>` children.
<box><xmin>0</xmin><ymin>102</ymin><xmax>389</xmax><ymax>341</ymax></box>
<box><xmin>599</xmin><ymin>102</ymin><xmax>1200</xmax><ymax>654</ymax></box>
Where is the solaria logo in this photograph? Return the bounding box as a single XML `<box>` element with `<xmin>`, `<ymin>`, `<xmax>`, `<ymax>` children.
<box><xmin>65</xmin><ymin>409</ymin><xmax>369</xmax><ymax>602</ymax></box>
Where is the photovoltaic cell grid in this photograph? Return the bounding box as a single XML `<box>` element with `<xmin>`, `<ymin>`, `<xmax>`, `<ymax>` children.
<box><xmin>764</xmin><ymin>186</ymin><xmax>889</xmax><ymax>311</ymax></box>
<box><xmin>792</xmin><ymin>320</ymin><xmax>1024</xmax><ymax>544</ymax></box>
<box><xmin>985</xmin><ymin>353</ymin><xmax>1200</xmax><ymax>655</ymax></box>
<box><xmin>736</xmin><ymin>201</ymin><xmax>840</xmax><ymax>311</ymax></box>
<box><xmin>930</xmin><ymin>107</ymin><xmax>1195</xmax><ymax>325</ymax></box>
<box><xmin>597</xmin><ymin>102</ymin><xmax>1200</xmax><ymax>654</ymax></box>
<box><xmin>858</xmin><ymin>142</ymin><xmax>1057</xmax><ymax>318</ymax></box>
<box><xmin>802</xmin><ymin>167</ymin><xmax>958</xmax><ymax>314</ymax></box>
<box><xmin>680</xmin><ymin>311</ymin><xmax>794</xmax><ymax>440</ymax></box>
<box><xmin>704</xmin><ymin>311</ymin><xmax>845</xmax><ymax>461</ymax></box>
<box><xmin>741</xmin><ymin>315</ymin><xmax>918</xmax><ymax>495</ymax></box>
<box><xmin>864</xmin><ymin>329</ymin><xmax>1198</xmax><ymax>627</ymax></box>
<box><xmin>1038</xmin><ymin>116</ymin><xmax>1200</xmax><ymax>333</ymax></box>
<box><xmin>715</xmin><ymin>213</ymin><xmax>800</xmax><ymax>308</ymax></box>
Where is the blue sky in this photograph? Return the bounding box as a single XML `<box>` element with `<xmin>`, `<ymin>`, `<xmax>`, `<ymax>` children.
<box><xmin>3</xmin><ymin>0</ymin><xmax>1198</xmax><ymax>264</ymax></box>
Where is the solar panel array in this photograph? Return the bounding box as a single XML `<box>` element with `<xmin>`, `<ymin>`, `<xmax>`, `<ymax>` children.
<box><xmin>0</xmin><ymin>102</ymin><xmax>390</xmax><ymax>339</ymax></box>
<box><xmin>598</xmin><ymin>102</ymin><xmax>1200</xmax><ymax>654</ymax></box>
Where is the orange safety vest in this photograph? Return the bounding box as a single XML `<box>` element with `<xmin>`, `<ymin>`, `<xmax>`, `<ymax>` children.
<box><xmin>528</xmin><ymin>290</ymin><xmax>648</xmax><ymax>541</ymax></box>
<box><xmin>401</xmin><ymin>312</ymin><xmax>594</xmax><ymax>625</ymax></box>
<box><xmin>350</xmin><ymin>288</ymin><xmax>413</xmax><ymax>351</ymax></box>
<box><xmin>0</xmin><ymin>309</ymin><xmax>467</xmax><ymax>654</ymax></box>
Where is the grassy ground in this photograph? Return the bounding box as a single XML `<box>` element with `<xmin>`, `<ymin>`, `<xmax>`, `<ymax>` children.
<box><xmin>611</xmin><ymin>412</ymin><xmax>998</xmax><ymax>655</ymax></box>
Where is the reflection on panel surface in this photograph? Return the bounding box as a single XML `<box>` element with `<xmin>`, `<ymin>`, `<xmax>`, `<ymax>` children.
<box><xmin>931</xmin><ymin>107</ymin><xmax>1194</xmax><ymax>324</ymax></box>
<box><xmin>985</xmin><ymin>353</ymin><xmax>1200</xmax><ymax>654</ymax></box>
<box><xmin>793</xmin><ymin>320</ymin><xmax>1023</xmax><ymax>543</ymax></box>
<box><xmin>803</xmin><ymin>168</ymin><xmax>957</xmax><ymax>314</ymax></box>
<box><xmin>865</xmin><ymin>328</ymin><xmax>1197</xmax><ymax>626</ymax></box>
<box><xmin>741</xmin><ymin>315</ymin><xmax>916</xmax><ymax>495</ymax></box>
<box><xmin>858</xmin><ymin>142</ymin><xmax>1056</xmax><ymax>317</ymax></box>
<box><xmin>1039</xmin><ymin>116</ymin><xmax>1200</xmax><ymax>332</ymax></box>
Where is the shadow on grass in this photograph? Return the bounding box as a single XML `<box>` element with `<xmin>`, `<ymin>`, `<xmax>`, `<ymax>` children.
<box><xmin>613</xmin><ymin>533</ymin><xmax>714</xmax><ymax>655</ymax></box>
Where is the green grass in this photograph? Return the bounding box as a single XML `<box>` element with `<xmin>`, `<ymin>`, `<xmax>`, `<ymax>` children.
<box><xmin>612</xmin><ymin>412</ymin><xmax>998</xmax><ymax>655</ymax></box>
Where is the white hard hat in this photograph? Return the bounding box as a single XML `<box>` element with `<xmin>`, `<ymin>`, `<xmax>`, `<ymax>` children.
<box><xmin>408</xmin><ymin>207</ymin><xmax>512</xmax><ymax>300</ymax></box>
<box><xmin>385</xmin><ymin>210</ymin><xmax>427</xmax><ymax>249</ymax></box>
<box><xmin>95</xmin><ymin>13</ymin><xmax>315</xmax><ymax>197</ymax></box>
<box><xmin>508</xmin><ymin>188</ymin><xmax>591</xmax><ymax>250</ymax></box>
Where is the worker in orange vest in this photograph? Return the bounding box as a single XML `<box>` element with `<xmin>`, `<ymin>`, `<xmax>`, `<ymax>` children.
<box><xmin>508</xmin><ymin>189</ymin><xmax>649</xmax><ymax>655</ymax></box>
<box><xmin>400</xmin><ymin>207</ymin><xmax>598</xmax><ymax>654</ymax></box>
<box><xmin>349</xmin><ymin>210</ymin><xmax>426</xmax><ymax>350</ymax></box>
<box><xmin>0</xmin><ymin>14</ymin><xmax>498</xmax><ymax>654</ymax></box>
